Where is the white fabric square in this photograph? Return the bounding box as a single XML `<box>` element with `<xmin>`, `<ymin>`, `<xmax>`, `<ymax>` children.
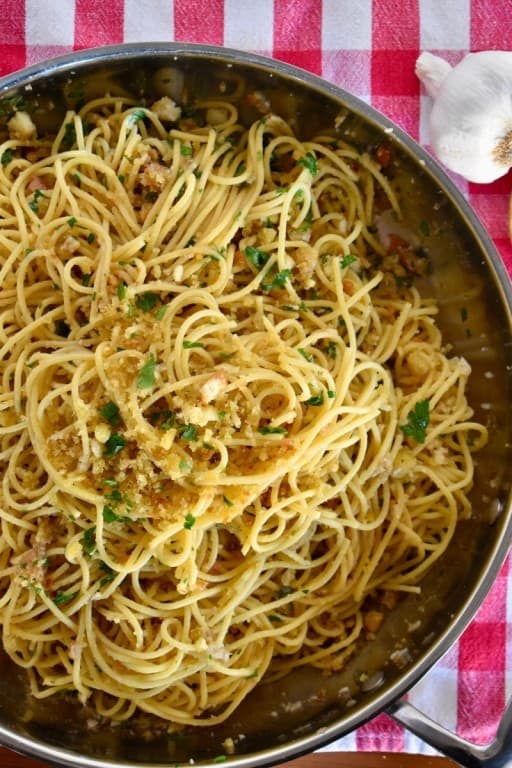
<box><xmin>419</xmin><ymin>0</ymin><xmax>470</xmax><ymax>51</ymax></box>
<box><xmin>25</xmin><ymin>0</ymin><xmax>75</xmax><ymax>46</ymax></box>
<box><xmin>322</xmin><ymin>0</ymin><xmax>372</xmax><ymax>51</ymax></box>
<box><xmin>123</xmin><ymin>0</ymin><xmax>173</xmax><ymax>43</ymax></box>
<box><xmin>224</xmin><ymin>0</ymin><xmax>274</xmax><ymax>52</ymax></box>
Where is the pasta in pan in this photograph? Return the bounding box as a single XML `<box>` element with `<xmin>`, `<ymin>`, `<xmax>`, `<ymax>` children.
<box><xmin>0</xmin><ymin>93</ymin><xmax>486</xmax><ymax>726</ymax></box>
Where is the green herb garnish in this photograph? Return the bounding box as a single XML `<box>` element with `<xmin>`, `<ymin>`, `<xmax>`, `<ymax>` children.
<box><xmin>99</xmin><ymin>400</ymin><xmax>121</xmax><ymax>426</ymax></box>
<box><xmin>305</xmin><ymin>394</ymin><xmax>324</xmax><ymax>406</ymax></box>
<box><xmin>179</xmin><ymin>424</ymin><xmax>198</xmax><ymax>441</ymax></box>
<box><xmin>184</xmin><ymin>513</ymin><xmax>196</xmax><ymax>530</ymax></box>
<box><xmin>1</xmin><ymin>149</ymin><xmax>13</xmax><ymax>166</ymax></box>
<box><xmin>244</xmin><ymin>245</ymin><xmax>270</xmax><ymax>270</ymax></box>
<box><xmin>135</xmin><ymin>292</ymin><xmax>159</xmax><ymax>312</ymax></box>
<box><xmin>52</xmin><ymin>591</ymin><xmax>78</xmax><ymax>606</ymax></box>
<box><xmin>29</xmin><ymin>188</ymin><xmax>47</xmax><ymax>213</ymax></box>
<box><xmin>258</xmin><ymin>425</ymin><xmax>287</xmax><ymax>435</ymax></box>
<box><xmin>183</xmin><ymin>340</ymin><xmax>204</xmax><ymax>349</ymax></box>
<box><xmin>298</xmin><ymin>151</ymin><xmax>318</xmax><ymax>176</ymax></box>
<box><xmin>400</xmin><ymin>399</ymin><xmax>430</xmax><ymax>444</ymax></box>
<box><xmin>99</xmin><ymin>562</ymin><xmax>116</xmax><ymax>586</ymax></box>
<box><xmin>340</xmin><ymin>254</ymin><xmax>357</xmax><ymax>268</ymax></box>
<box><xmin>261</xmin><ymin>268</ymin><xmax>291</xmax><ymax>292</ymax></box>
<box><xmin>81</xmin><ymin>527</ymin><xmax>96</xmax><ymax>556</ymax></box>
<box><xmin>130</xmin><ymin>108</ymin><xmax>147</xmax><ymax>125</ymax></box>
<box><xmin>137</xmin><ymin>354</ymin><xmax>157</xmax><ymax>389</ymax></box>
<box><xmin>103</xmin><ymin>433</ymin><xmax>126</xmax><ymax>457</ymax></box>
<box><xmin>298</xmin><ymin>348</ymin><xmax>313</xmax><ymax>362</ymax></box>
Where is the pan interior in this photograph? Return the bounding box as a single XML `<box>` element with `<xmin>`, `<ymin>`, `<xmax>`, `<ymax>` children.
<box><xmin>0</xmin><ymin>48</ymin><xmax>511</xmax><ymax>766</ymax></box>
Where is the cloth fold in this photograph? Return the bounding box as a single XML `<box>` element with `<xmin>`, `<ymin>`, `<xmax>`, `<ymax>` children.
<box><xmin>0</xmin><ymin>0</ymin><xmax>510</xmax><ymax>754</ymax></box>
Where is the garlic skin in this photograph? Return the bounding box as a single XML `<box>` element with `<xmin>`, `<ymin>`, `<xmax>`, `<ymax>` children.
<box><xmin>415</xmin><ymin>50</ymin><xmax>512</xmax><ymax>183</ymax></box>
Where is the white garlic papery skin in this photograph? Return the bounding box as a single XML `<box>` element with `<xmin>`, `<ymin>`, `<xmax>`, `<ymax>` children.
<box><xmin>415</xmin><ymin>50</ymin><xmax>512</xmax><ymax>183</ymax></box>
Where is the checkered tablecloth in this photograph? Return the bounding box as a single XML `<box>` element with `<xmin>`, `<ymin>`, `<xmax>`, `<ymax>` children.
<box><xmin>0</xmin><ymin>0</ymin><xmax>511</xmax><ymax>757</ymax></box>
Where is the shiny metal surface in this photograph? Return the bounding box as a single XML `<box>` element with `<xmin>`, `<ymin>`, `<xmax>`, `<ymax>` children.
<box><xmin>0</xmin><ymin>42</ymin><xmax>511</xmax><ymax>768</ymax></box>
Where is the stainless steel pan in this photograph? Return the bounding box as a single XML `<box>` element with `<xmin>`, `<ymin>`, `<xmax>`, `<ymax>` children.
<box><xmin>0</xmin><ymin>43</ymin><xmax>511</xmax><ymax>768</ymax></box>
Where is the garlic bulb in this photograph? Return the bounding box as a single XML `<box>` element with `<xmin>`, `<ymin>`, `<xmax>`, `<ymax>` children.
<box><xmin>415</xmin><ymin>50</ymin><xmax>512</xmax><ymax>184</ymax></box>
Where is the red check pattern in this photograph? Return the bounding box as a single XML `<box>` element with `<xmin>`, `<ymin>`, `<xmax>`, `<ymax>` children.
<box><xmin>0</xmin><ymin>0</ymin><xmax>511</xmax><ymax>756</ymax></box>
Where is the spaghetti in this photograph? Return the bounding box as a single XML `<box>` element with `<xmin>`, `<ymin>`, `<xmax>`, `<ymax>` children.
<box><xmin>0</xmin><ymin>94</ymin><xmax>486</xmax><ymax>726</ymax></box>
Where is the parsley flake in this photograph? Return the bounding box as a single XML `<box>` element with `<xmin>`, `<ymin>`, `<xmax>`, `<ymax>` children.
<box><xmin>400</xmin><ymin>399</ymin><xmax>430</xmax><ymax>444</ymax></box>
<box><xmin>297</xmin><ymin>151</ymin><xmax>318</xmax><ymax>176</ymax></box>
<box><xmin>52</xmin><ymin>590</ymin><xmax>78</xmax><ymax>606</ymax></box>
<box><xmin>81</xmin><ymin>526</ymin><xmax>96</xmax><ymax>556</ymax></box>
<box><xmin>184</xmin><ymin>513</ymin><xmax>196</xmax><ymax>530</ymax></box>
<box><xmin>340</xmin><ymin>254</ymin><xmax>357</xmax><ymax>268</ymax></box>
<box><xmin>99</xmin><ymin>400</ymin><xmax>121</xmax><ymax>426</ymax></box>
<box><xmin>137</xmin><ymin>354</ymin><xmax>157</xmax><ymax>389</ymax></box>
<box><xmin>258</xmin><ymin>425</ymin><xmax>287</xmax><ymax>435</ymax></box>
<box><xmin>103</xmin><ymin>433</ymin><xmax>126</xmax><ymax>457</ymax></box>
<box><xmin>135</xmin><ymin>292</ymin><xmax>159</xmax><ymax>312</ymax></box>
<box><xmin>244</xmin><ymin>245</ymin><xmax>270</xmax><ymax>270</ymax></box>
<box><xmin>1</xmin><ymin>149</ymin><xmax>13</xmax><ymax>166</ymax></box>
<box><xmin>261</xmin><ymin>268</ymin><xmax>292</xmax><ymax>292</ymax></box>
<box><xmin>183</xmin><ymin>340</ymin><xmax>204</xmax><ymax>349</ymax></box>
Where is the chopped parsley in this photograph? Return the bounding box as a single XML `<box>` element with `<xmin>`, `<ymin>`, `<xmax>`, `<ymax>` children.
<box><xmin>81</xmin><ymin>272</ymin><xmax>92</xmax><ymax>287</ymax></box>
<box><xmin>137</xmin><ymin>354</ymin><xmax>157</xmax><ymax>389</ymax></box>
<box><xmin>325</xmin><ymin>341</ymin><xmax>337</xmax><ymax>358</ymax></box>
<box><xmin>87</xmin><ymin>232</ymin><xmax>96</xmax><ymax>245</ymax></box>
<box><xmin>180</xmin><ymin>143</ymin><xmax>193</xmax><ymax>156</ymax></box>
<box><xmin>261</xmin><ymin>268</ymin><xmax>292</xmax><ymax>292</ymax></box>
<box><xmin>135</xmin><ymin>292</ymin><xmax>159</xmax><ymax>312</ymax></box>
<box><xmin>244</xmin><ymin>245</ymin><xmax>270</xmax><ymax>270</ymax></box>
<box><xmin>155</xmin><ymin>305</ymin><xmax>168</xmax><ymax>320</ymax></box>
<box><xmin>340</xmin><ymin>254</ymin><xmax>357</xmax><ymax>268</ymax></box>
<box><xmin>184</xmin><ymin>513</ymin><xmax>196</xmax><ymax>530</ymax></box>
<box><xmin>298</xmin><ymin>348</ymin><xmax>313</xmax><ymax>362</ymax></box>
<box><xmin>29</xmin><ymin>188</ymin><xmax>47</xmax><ymax>213</ymax></box>
<box><xmin>460</xmin><ymin>306</ymin><xmax>468</xmax><ymax>322</ymax></box>
<box><xmin>183</xmin><ymin>340</ymin><xmax>204</xmax><ymax>349</ymax></box>
<box><xmin>52</xmin><ymin>590</ymin><xmax>78</xmax><ymax>606</ymax></box>
<box><xmin>67</xmin><ymin>216</ymin><xmax>77</xmax><ymax>227</ymax></box>
<box><xmin>62</xmin><ymin>121</ymin><xmax>77</xmax><ymax>149</ymax></box>
<box><xmin>1</xmin><ymin>149</ymin><xmax>13</xmax><ymax>166</ymax></box>
<box><xmin>297</xmin><ymin>151</ymin><xmax>318</xmax><ymax>176</ymax></box>
<box><xmin>81</xmin><ymin>527</ymin><xmax>96</xmax><ymax>556</ymax></box>
<box><xmin>99</xmin><ymin>400</ymin><xmax>121</xmax><ymax>426</ymax></box>
<box><xmin>277</xmin><ymin>585</ymin><xmax>294</xmax><ymax>598</ymax></box>
<box><xmin>130</xmin><ymin>108</ymin><xmax>147</xmax><ymax>125</ymax></box>
<box><xmin>258</xmin><ymin>425</ymin><xmax>287</xmax><ymax>435</ymax></box>
<box><xmin>305</xmin><ymin>394</ymin><xmax>324</xmax><ymax>406</ymax></box>
<box><xmin>223</xmin><ymin>495</ymin><xmax>234</xmax><ymax>507</ymax></box>
<box><xmin>117</xmin><ymin>282</ymin><xmax>126</xmax><ymax>301</ymax></box>
<box><xmin>103</xmin><ymin>433</ymin><xmax>126</xmax><ymax>457</ymax></box>
<box><xmin>400</xmin><ymin>399</ymin><xmax>430</xmax><ymax>444</ymax></box>
<box><xmin>102</xmin><ymin>505</ymin><xmax>125</xmax><ymax>523</ymax></box>
<box><xmin>99</xmin><ymin>562</ymin><xmax>116</xmax><ymax>586</ymax></box>
<box><xmin>179</xmin><ymin>424</ymin><xmax>198</xmax><ymax>441</ymax></box>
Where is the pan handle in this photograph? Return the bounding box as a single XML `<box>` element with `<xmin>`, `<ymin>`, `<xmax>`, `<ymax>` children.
<box><xmin>388</xmin><ymin>696</ymin><xmax>512</xmax><ymax>768</ymax></box>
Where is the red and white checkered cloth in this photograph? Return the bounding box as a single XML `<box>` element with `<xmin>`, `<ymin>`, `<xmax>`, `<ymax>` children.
<box><xmin>0</xmin><ymin>0</ymin><xmax>511</xmax><ymax>756</ymax></box>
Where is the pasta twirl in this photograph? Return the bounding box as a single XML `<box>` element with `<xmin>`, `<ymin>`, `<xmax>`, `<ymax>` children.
<box><xmin>0</xmin><ymin>96</ymin><xmax>486</xmax><ymax>726</ymax></box>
